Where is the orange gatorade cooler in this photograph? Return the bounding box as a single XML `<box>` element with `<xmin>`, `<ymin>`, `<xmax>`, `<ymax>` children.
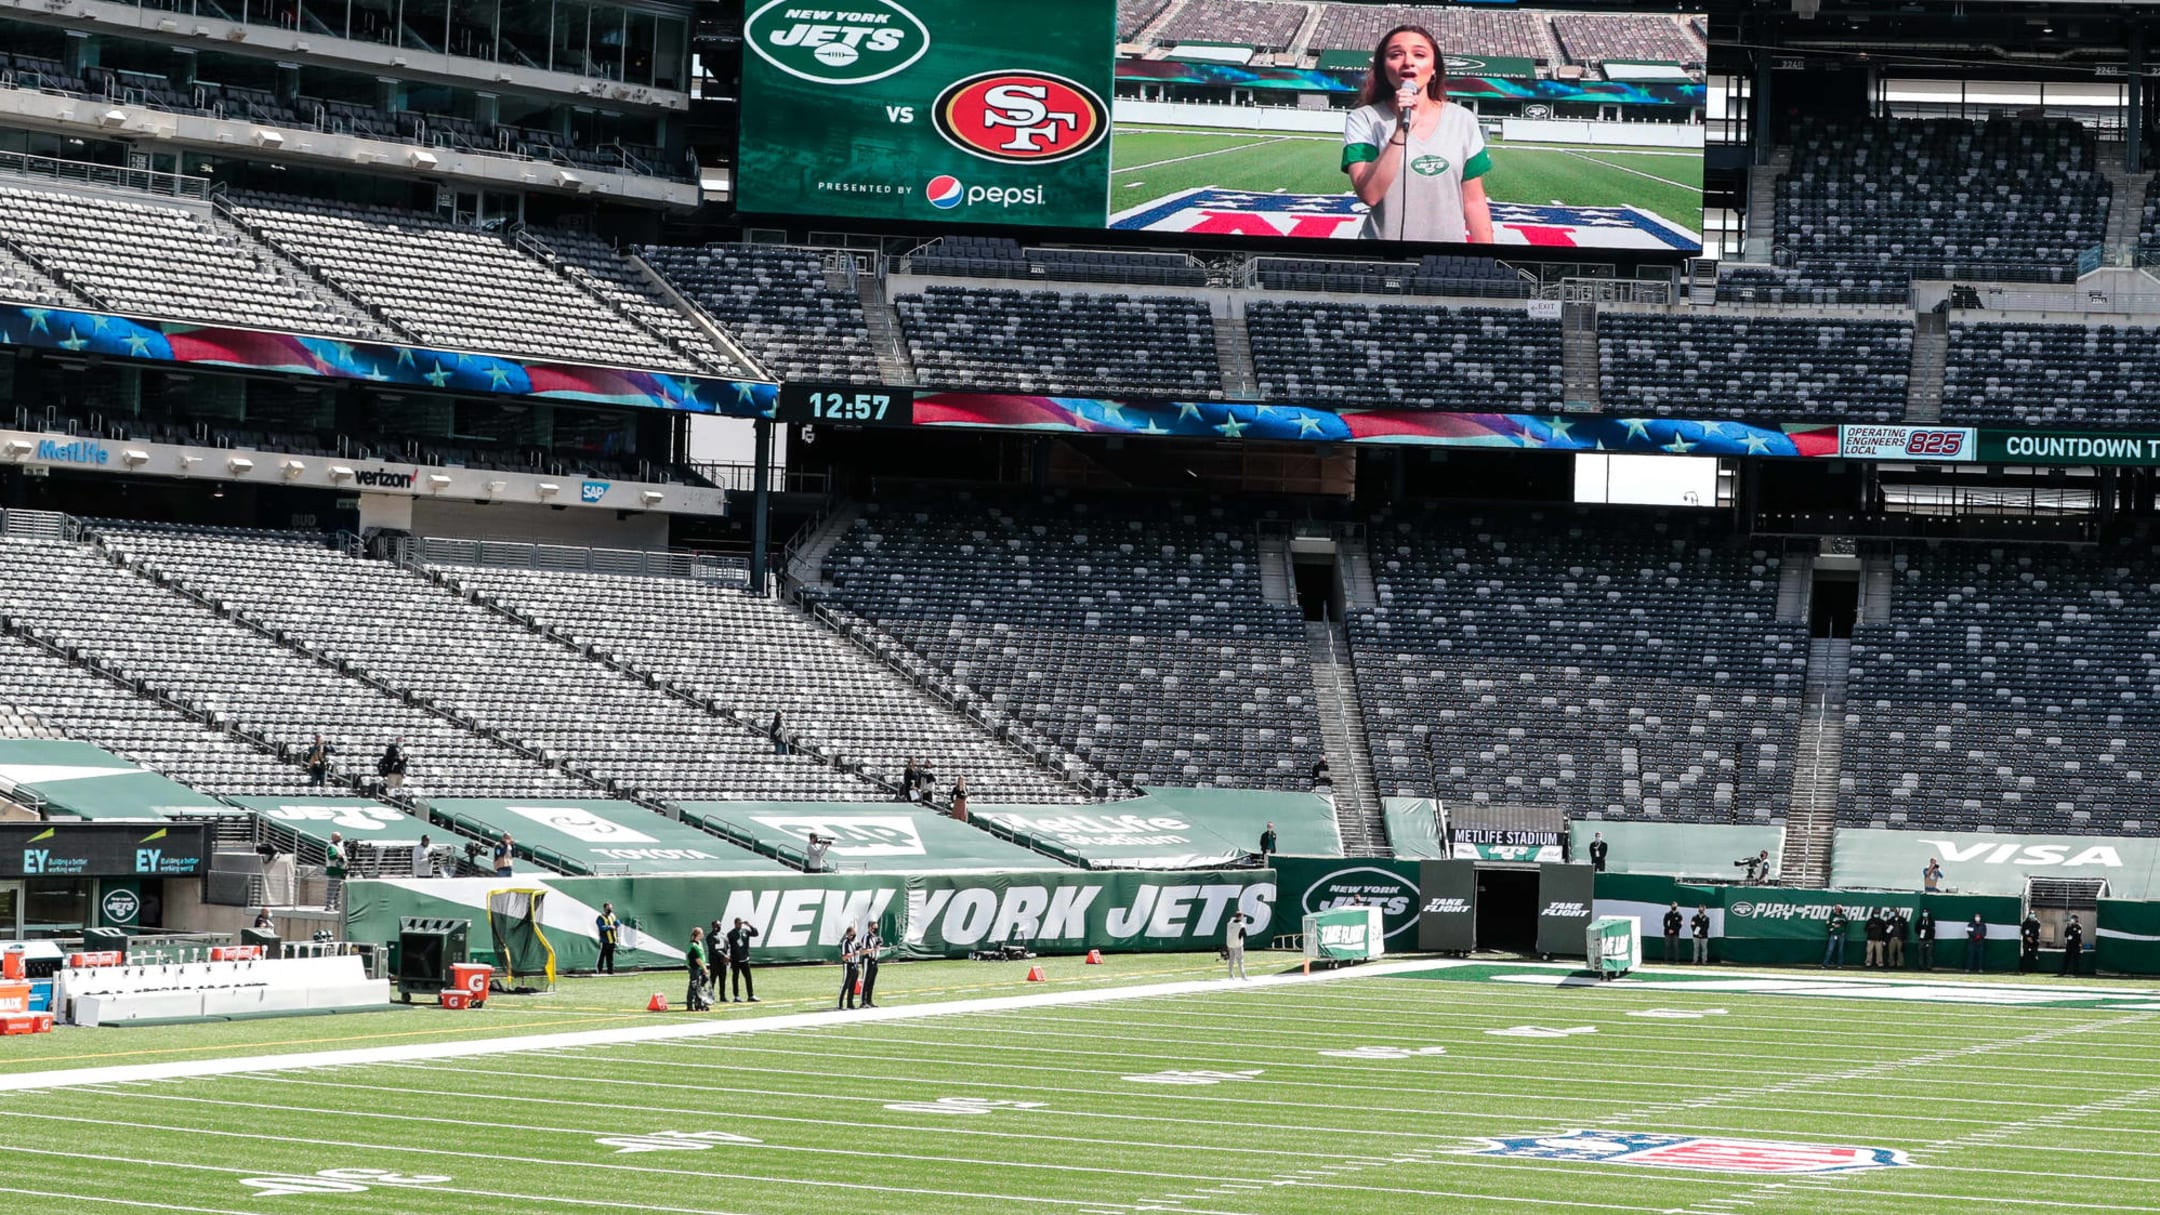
<box><xmin>451</xmin><ymin>963</ymin><xmax>492</xmax><ymax>1006</ymax></box>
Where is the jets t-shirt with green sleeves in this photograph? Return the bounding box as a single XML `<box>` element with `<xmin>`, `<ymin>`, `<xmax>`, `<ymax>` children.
<box><xmin>1341</xmin><ymin>102</ymin><xmax>1492</xmax><ymax>243</ymax></box>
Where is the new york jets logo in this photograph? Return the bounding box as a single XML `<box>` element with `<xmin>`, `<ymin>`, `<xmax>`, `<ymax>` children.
<box><xmin>745</xmin><ymin>0</ymin><xmax>931</xmax><ymax>85</ymax></box>
<box><xmin>1409</xmin><ymin>155</ymin><xmax>1452</xmax><ymax>177</ymax></box>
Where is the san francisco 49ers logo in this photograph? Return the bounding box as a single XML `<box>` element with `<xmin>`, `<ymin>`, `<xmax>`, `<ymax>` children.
<box><xmin>932</xmin><ymin>70</ymin><xmax>1108</xmax><ymax>164</ymax></box>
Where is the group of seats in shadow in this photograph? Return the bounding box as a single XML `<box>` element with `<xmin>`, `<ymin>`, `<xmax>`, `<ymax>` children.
<box><xmin>1253</xmin><ymin>255</ymin><xmax>1530</xmax><ymax>298</ymax></box>
<box><xmin>434</xmin><ymin>566</ymin><xmax>1089</xmax><ymax>804</ymax></box>
<box><xmin>0</xmin><ymin>182</ymin><xmax>374</xmax><ymax>336</ymax></box>
<box><xmin>1348</xmin><ymin>507</ymin><xmax>1806</xmax><ymax>825</ymax></box>
<box><xmin>1715</xmin><ymin>265</ymin><xmax>1910</xmax><ymax>308</ymax></box>
<box><xmin>1843</xmin><ymin>539</ymin><xmax>2160</xmax><ymax>837</ymax></box>
<box><xmin>1246</xmin><ymin>300</ymin><xmax>1563</xmax><ymax>411</ymax></box>
<box><xmin>94</xmin><ymin>524</ymin><xmax>884</xmax><ymax>803</ymax></box>
<box><xmin>1597</xmin><ymin>312</ymin><xmax>1911</xmax><ymax>421</ymax></box>
<box><xmin>224</xmin><ymin>192</ymin><xmax>687</xmax><ymax>370</ymax></box>
<box><xmin>641</xmin><ymin>244</ymin><xmax>881</xmax><ymax>382</ymax></box>
<box><xmin>818</xmin><ymin>492</ymin><xmax>1323</xmax><ymax>790</ymax></box>
<box><xmin>0</xmin><ymin>529</ymin><xmax>581</xmax><ymax>798</ymax></box>
<box><xmin>1942</xmin><ymin>322</ymin><xmax>2160</xmax><ymax>427</ymax></box>
<box><xmin>1774</xmin><ymin>117</ymin><xmax>2110</xmax><ymax>282</ymax></box>
<box><xmin>894</xmin><ymin>286</ymin><xmax>1223</xmax><ymax>398</ymax></box>
<box><xmin>908</xmin><ymin>236</ymin><xmax>1207</xmax><ymax>288</ymax></box>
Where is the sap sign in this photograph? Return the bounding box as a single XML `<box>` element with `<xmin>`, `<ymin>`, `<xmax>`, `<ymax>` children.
<box><xmin>35</xmin><ymin>438</ymin><xmax>110</xmax><ymax>466</ymax></box>
<box><xmin>581</xmin><ymin>481</ymin><xmax>610</xmax><ymax>504</ymax></box>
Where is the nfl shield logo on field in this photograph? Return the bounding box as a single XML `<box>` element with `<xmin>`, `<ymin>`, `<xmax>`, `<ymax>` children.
<box><xmin>1470</xmin><ymin>1130</ymin><xmax>1911</xmax><ymax>1175</ymax></box>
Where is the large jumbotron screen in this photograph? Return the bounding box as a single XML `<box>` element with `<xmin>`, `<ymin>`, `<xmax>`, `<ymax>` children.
<box><xmin>736</xmin><ymin>0</ymin><xmax>1706</xmax><ymax>252</ymax></box>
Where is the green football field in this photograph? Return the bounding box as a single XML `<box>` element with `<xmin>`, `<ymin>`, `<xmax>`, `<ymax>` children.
<box><xmin>1111</xmin><ymin>125</ymin><xmax>1703</xmax><ymax>233</ymax></box>
<box><xmin>5</xmin><ymin>957</ymin><xmax>2159</xmax><ymax>1214</ymax></box>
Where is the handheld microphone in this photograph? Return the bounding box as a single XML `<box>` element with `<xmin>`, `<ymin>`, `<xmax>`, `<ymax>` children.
<box><xmin>1396</xmin><ymin>70</ymin><xmax>1421</xmax><ymax>132</ymax></box>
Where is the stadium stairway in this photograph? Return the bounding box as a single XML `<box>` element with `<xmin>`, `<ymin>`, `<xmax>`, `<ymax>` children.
<box><xmin>1561</xmin><ymin>302</ymin><xmax>1600</xmax><ymax>408</ymax></box>
<box><xmin>1305</xmin><ymin>619</ymin><xmax>1389</xmax><ymax>856</ymax></box>
<box><xmin>786</xmin><ymin>501</ymin><xmax>865</xmax><ymax>593</ymax></box>
<box><xmin>2099</xmin><ymin>142</ymin><xmax>2152</xmax><ymax>260</ymax></box>
<box><xmin>1743</xmin><ymin>146</ymin><xmax>1790</xmax><ymax>261</ymax></box>
<box><xmin>1906</xmin><ymin>312</ymin><xmax>1948</xmax><ymax>423</ymax></box>
<box><xmin>626</xmin><ymin>250</ymin><xmax>770</xmax><ymax>379</ymax></box>
<box><xmin>857</xmin><ymin>270</ymin><xmax>921</xmax><ymax>385</ymax></box>
<box><xmin>1783</xmin><ymin>637</ymin><xmax>1852</xmax><ymax>887</ymax></box>
<box><xmin>0</xmin><ymin>238</ymin><xmax>85</xmax><ymax>308</ymax></box>
<box><xmin>1214</xmin><ymin>312</ymin><xmax>1258</xmax><ymax>399</ymax></box>
<box><xmin>205</xmin><ymin>198</ymin><xmax>394</xmax><ymax>342</ymax></box>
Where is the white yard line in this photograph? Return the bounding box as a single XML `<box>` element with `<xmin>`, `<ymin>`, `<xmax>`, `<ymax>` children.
<box><xmin>1113</xmin><ymin>137</ymin><xmax>1299</xmax><ymax>175</ymax></box>
<box><xmin>0</xmin><ymin>957</ymin><xmax>1456</xmax><ymax>1094</ymax></box>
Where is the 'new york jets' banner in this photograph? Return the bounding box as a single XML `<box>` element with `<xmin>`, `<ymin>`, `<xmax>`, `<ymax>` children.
<box><xmin>346</xmin><ymin>869</ymin><xmax>1275</xmax><ymax>968</ymax></box>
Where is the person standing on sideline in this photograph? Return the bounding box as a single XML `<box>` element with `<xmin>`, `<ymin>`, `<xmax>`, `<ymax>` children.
<box><xmin>1226</xmin><ymin>911</ymin><xmax>1252</xmax><ymax>980</ymax></box>
<box><xmin>595</xmin><ymin>902</ymin><xmax>621</xmax><ymax>975</ymax></box>
<box><xmin>1888</xmin><ymin>907</ymin><xmax>1909</xmax><ymax>969</ymax></box>
<box><xmin>685</xmin><ymin>927</ymin><xmax>710</xmax><ymax>1011</ymax></box>
<box><xmin>836</xmin><ymin>926</ymin><xmax>861</xmax><ymax>1010</ymax></box>
<box><xmin>1915</xmin><ymin>906</ymin><xmax>1936</xmax><ymax>970</ymax></box>
<box><xmin>1823</xmin><ymin>905</ymin><xmax>1850</xmax><ymax>967</ymax></box>
<box><xmin>2020</xmin><ymin>911</ymin><xmax>2042</xmax><ymax>972</ymax></box>
<box><xmin>1967</xmin><ymin>913</ymin><xmax>1988</xmax><ymax>973</ymax></box>
<box><xmin>305</xmin><ymin>733</ymin><xmax>332</xmax><ymax>785</ymax></box>
<box><xmin>706</xmin><ymin>919</ymin><xmax>728</xmax><ymax>1001</ymax></box>
<box><xmin>1259</xmin><ymin>822</ymin><xmax>1277</xmax><ymax>859</ymax></box>
<box><xmin>1923</xmin><ymin>857</ymin><xmax>1944</xmax><ymax>892</ymax></box>
<box><xmin>2061</xmin><ymin>915</ymin><xmax>2084</xmax><ymax>975</ymax></box>
<box><xmin>1588</xmin><ymin>831</ymin><xmax>1608</xmax><ymax>873</ymax></box>
<box><xmin>1662</xmin><ymin>902</ymin><xmax>1684</xmax><ymax>963</ymax></box>
<box><xmin>493</xmin><ymin>835</ymin><xmax>514</xmax><ymax>878</ymax></box>
<box><xmin>411</xmin><ymin>834</ymin><xmax>434</xmax><ymax>878</ymax></box>
<box><xmin>859</xmin><ymin>923</ymin><xmax>884</xmax><ymax>1008</ymax></box>
<box><xmin>324</xmin><ymin>831</ymin><xmax>347</xmax><ymax>911</ymax></box>
<box><xmin>1863</xmin><ymin>909</ymin><xmax>1888</xmax><ymax>968</ymax></box>
<box><xmin>1690</xmin><ymin>904</ymin><xmax>1711</xmax><ymax>964</ymax></box>
<box><xmin>725</xmin><ymin>917</ymin><xmax>760</xmax><ymax>1003</ymax></box>
<box><xmin>377</xmin><ymin>739</ymin><xmax>407</xmax><ymax>791</ymax></box>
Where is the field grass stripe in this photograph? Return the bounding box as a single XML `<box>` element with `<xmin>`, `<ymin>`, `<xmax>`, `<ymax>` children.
<box><xmin>65</xmin><ymin>1085</ymin><xmax>1258</xmax><ymax>1188</ymax></box>
<box><xmin>0</xmin><ymin>1185</ymin><xmax>265</xmax><ymax>1215</ymax></box>
<box><xmin>0</xmin><ymin>1109</ymin><xmax>1187</xmax><ymax>1211</ymax></box>
<box><xmin>1114</xmin><ymin>137</ymin><xmax>1300</xmax><ymax>175</ymax></box>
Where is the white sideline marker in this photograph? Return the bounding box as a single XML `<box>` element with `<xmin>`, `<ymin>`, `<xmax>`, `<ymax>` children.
<box><xmin>0</xmin><ymin>958</ymin><xmax>1465</xmax><ymax>1094</ymax></box>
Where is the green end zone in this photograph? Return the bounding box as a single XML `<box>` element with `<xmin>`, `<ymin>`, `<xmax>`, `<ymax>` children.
<box><xmin>2</xmin><ymin>955</ymin><xmax>2155</xmax><ymax>1214</ymax></box>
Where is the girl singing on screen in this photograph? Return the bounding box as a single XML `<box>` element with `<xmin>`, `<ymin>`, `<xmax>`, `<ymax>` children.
<box><xmin>1341</xmin><ymin>25</ymin><xmax>1494</xmax><ymax>243</ymax></box>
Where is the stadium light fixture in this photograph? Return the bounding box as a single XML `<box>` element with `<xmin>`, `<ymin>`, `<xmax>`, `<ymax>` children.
<box><xmin>123</xmin><ymin>449</ymin><xmax>149</xmax><ymax>467</ymax></box>
<box><xmin>639</xmin><ymin>490</ymin><xmax>665</xmax><ymax>507</ymax></box>
<box><xmin>485</xmin><ymin>480</ymin><xmax>507</xmax><ymax>497</ymax></box>
<box><xmin>329</xmin><ymin>466</ymin><xmax>355</xmax><ymax>482</ymax></box>
<box><xmin>226</xmin><ymin>457</ymin><xmax>254</xmax><ymax>474</ymax></box>
<box><xmin>98</xmin><ymin>109</ymin><xmax>129</xmax><ymax>128</ymax></box>
<box><xmin>427</xmin><ymin>474</ymin><xmax>453</xmax><ymax>491</ymax></box>
<box><xmin>224</xmin><ymin>25</ymin><xmax>247</xmax><ymax>40</ymax></box>
<box><xmin>408</xmin><ymin>149</ymin><xmax>439</xmax><ymax>170</ymax></box>
<box><xmin>281</xmin><ymin>459</ymin><xmax>306</xmax><ymax>480</ymax></box>
<box><xmin>536</xmin><ymin>483</ymin><xmax>560</xmax><ymax>498</ymax></box>
<box><xmin>252</xmin><ymin>129</ymin><xmax>283</xmax><ymax>148</ymax></box>
<box><xmin>2</xmin><ymin>440</ymin><xmax>31</xmax><ymax>459</ymax></box>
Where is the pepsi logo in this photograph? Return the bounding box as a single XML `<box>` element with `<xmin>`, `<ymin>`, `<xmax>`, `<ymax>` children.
<box><xmin>933</xmin><ymin>70</ymin><xmax>1108</xmax><ymax>164</ymax></box>
<box><xmin>926</xmin><ymin>175</ymin><xmax>964</xmax><ymax>209</ymax></box>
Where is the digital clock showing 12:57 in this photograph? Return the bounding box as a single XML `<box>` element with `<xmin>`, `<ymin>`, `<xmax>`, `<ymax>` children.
<box><xmin>774</xmin><ymin>384</ymin><xmax>916</xmax><ymax>427</ymax></box>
